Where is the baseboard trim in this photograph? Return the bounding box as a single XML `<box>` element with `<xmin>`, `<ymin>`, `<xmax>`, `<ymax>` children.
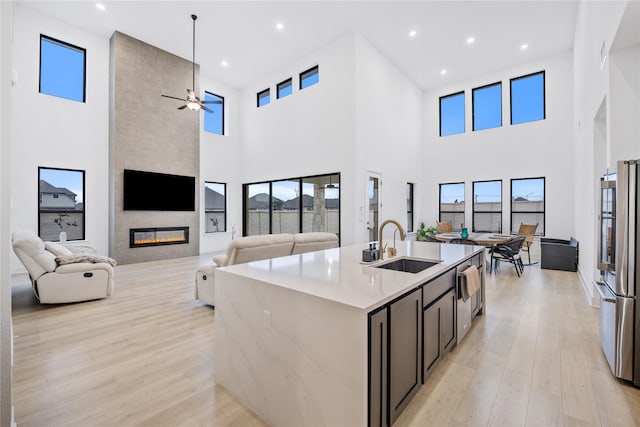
<box><xmin>577</xmin><ymin>266</ymin><xmax>599</xmax><ymax>307</ymax></box>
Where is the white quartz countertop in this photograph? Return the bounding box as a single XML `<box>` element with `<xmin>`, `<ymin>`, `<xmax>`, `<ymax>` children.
<box><xmin>219</xmin><ymin>240</ymin><xmax>484</xmax><ymax>311</ymax></box>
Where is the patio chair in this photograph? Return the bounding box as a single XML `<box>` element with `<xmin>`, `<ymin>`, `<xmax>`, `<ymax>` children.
<box><xmin>517</xmin><ymin>223</ymin><xmax>538</xmax><ymax>266</ymax></box>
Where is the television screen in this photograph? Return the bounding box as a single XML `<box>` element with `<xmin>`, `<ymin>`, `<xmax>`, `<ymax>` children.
<box><xmin>123</xmin><ymin>169</ymin><xmax>195</xmax><ymax>211</ymax></box>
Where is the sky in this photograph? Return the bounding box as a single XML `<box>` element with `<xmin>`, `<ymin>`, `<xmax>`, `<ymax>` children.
<box><xmin>441</xmin><ymin>178</ymin><xmax>544</xmax><ymax>204</ymax></box>
<box><xmin>40</xmin><ymin>168</ymin><xmax>84</xmax><ymax>203</ymax></box>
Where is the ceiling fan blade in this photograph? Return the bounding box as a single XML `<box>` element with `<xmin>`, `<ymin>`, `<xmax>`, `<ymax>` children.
<box><xmin>202</xmin><ymin>105</ymin><xmax>214</xmax><ymax>113</ymax></box>
<box><xmin>177</xmin><ymin>105</ymin><xmax>188</xmax><ymax>110</ymax></box>
<box><xmin>162</xmin><ymin>94</ymin><xmax>187</xmax><ymax>101</ymax></box>
<box><xmin>202</xmin><ymin>100</ymin><xmax>223</xmax><ymax>104</ymax></box>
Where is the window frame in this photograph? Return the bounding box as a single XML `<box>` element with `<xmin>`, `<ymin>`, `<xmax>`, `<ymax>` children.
<box><xmin>472</xmin><ymin>81</ymin><xmax>502</xmax><ymax>131</ymax></box>
<box><xmin>299</xmin><ymin>65</ymin><xmax>319</xmax><ymax>90</ymax></box>
<box><xmin>204</xmin><ymin>181</ymin><xmax>227</xmax><ymax>233</ymax></box>
<box><xmin>472</xmin><ymin>179</ymin><xmax>502</xmax><ymax>233</ymax></box>
<box><xmin>439</xmin><ymin>182</ymin><xmax>465</xmax><ymax>231</ymax></box>
<box><xmin>38</xmin><ymin>166</ymin><xmax>86</xmax><ymax>241</ymax></box>
<box><xmin>243</xmin><ymin>172</ymin><xmax>340</xmax><ymax>242</ymax></box>
<box><xmin>510</xmin><ymin>70</ymin><xmax>546</xmax><ymax>125</ymax></box>
<box><xmin>39</xmin><ymin>34</ymin><xmax>87</xmax><ymax>103</ymax></box>
<box><xmin>257</xmin><ymin>88</ymin><xmax>270</xmax><ymax>107</ymax></box>
<box><xmin>277</xmin><ymin>77</ymin><xmax>293</xmax><ymax>99</ymax></box>
<box><xmin>439</xmin><ymin>90</ymin><xmax>465</xmax><ymax>137</ymax></box>
<box><xmin>407</xmin><ymin>183</ymin><xmax>414</xmax><ymax>232</ymax></box>
<box><xmin>203</xmin><ymin>91</ymin><xmax>225</xmax><ymax>135</ymax></box>
<box><xmin>510</xmin><ymin>177</ymin><xmax>545</xmax><ymax>235</ymax></box>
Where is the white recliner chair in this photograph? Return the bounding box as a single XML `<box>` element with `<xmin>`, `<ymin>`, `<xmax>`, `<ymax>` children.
<box><xmin>12</xmin><ymin>229</ymin><xmax>115</xmax><ymax>304</ymax></box>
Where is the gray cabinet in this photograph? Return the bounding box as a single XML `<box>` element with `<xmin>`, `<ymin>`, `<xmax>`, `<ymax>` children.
<box><xmin>368</xmin><ymin>307</ymin><xmax>388</xmax><ymax>427</ymax></box>
<box><xmin>424</xmin><ymin>288</ymin><xmax>456</xmax><ymax>379</ymax></box>
<box><xmin>389</xmin><ymin>287</ymin><xmax>422</xmax><ymax>425</ymax></box>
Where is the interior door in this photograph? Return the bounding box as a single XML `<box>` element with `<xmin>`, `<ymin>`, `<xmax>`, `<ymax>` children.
<box><xmin>367</xmin><ymin>173</ymin><xmax>382</xmax><ymax>242</ymax></box>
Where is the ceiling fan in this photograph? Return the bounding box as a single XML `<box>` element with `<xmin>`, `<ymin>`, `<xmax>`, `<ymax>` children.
<box><xmin>161</xmin><ymin>14</ymin><xmax>220</xmax><ymax>113</ymax></box>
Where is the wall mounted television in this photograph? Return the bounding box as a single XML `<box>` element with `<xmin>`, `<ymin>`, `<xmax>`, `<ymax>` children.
<box><xmin>123</xmin><ymin>169</ymin><xmax>195</xmax><ymax>211</ymax></box>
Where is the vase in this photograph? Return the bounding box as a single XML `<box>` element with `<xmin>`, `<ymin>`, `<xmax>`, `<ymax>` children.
<box><xmin>461</xmin><ymin>228</ymin><xmax>469</xmax><ymax>239</ymax></box>
<box><xmin>59</xmin><ymin>231</ymin><xmax>67</xmax><ymax>243</ymax></box>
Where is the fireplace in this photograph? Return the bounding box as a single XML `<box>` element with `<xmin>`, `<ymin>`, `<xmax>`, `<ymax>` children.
<box><xmin>129</xmin><ymin>226</ymin><xmax>189</xmax><ymax>248</ymax></box>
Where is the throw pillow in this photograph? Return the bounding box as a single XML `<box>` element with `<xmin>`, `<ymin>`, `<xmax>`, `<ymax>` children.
<box><xmin>45</xmin><ymin>241</ymin><xmax>73</xmax><ymax>257</ymax></box>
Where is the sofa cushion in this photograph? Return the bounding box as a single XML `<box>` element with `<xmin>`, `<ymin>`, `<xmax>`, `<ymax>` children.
<box><xmin>45</xmin><ymin>241</ymin><xmax>73</xmax><ymax>257</ymax></box>
<box><xmin>226</xmin><ymin>234</ymin><xmax>294</xmax><ymax>266</ymax></box>
<box><xmin>12</xmin><ymin>230</ymin><xmax>58</xmax><ymax>275</ymax></box>
<box><xmin>292</xmin><ymin>232</ymin><xmax>338</xmax><ymax>255</ymax></box>
<box><xmin>212</xmin><ymin>255</ymin><xmax>227</xmax><ymax>267</ymax></box>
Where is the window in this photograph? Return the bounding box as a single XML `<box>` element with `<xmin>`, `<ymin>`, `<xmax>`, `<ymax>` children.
<box><xmin>244</xmin><ymin>173</ymin><xmax>340</xmax><ymax>240</ymax></box>
<box><xmin>204</xmin><ymin>91</ymin><xmax>224</xmax><ymax>135</ymax></box>
<box><xmin>257</xmin><ymin>88</ymin><xmax>270</xmax><ymax>107</ymax></box>
<box><xmin>439</xmin><ymin>182</ymin><xmax>465</xmax><ymax>230</ymax></box>
<box><xmin>277</xmin><ymin>78</ymin><xmax>293</xmax><ymax>99</ymax></box>
<box><xmin>39</xmin><ymin>35</ymin><xmax>86</xmax><ymax>102</ymax></box>
<box><xmin>407</xmin><ymin>183</ymin><xmax>414</xmax><ymax>232</ymax></box>
<box><xmin>38</xmin><ymin>167</ymin><xmax>85</xmax><ymax>241</ymax></box>
<box><xmin>511</xmin><ymin>71</ymin><xmax>545</xmax><ymax>125</ymax></box>
<box><xmin>204</xmin><ymin>182</ymin><xmax>226</xmax><ymax>233</ymax></box>
<box><xmin>511</xmin><ymin>177</ymin><xmax>545</xmax><ymax>234</ymax></box>
<box><xmin>472</xmin><ymin>82</ymin><xmax>502</xmax><ymax>131</ymax></box>
<box><xmin>299</xmin><ymin>65</ymin><xmax>319</xmax><ymax>90</ymax></box>
<box><xmin>439</xmin><ymin>91</ymin><xmax>465</xmax><ymax>136</ymax></box>
<box><xmin>472</xmin><ymin>180</ymin><xmax>502</xmax><ymax>232</ymax></box>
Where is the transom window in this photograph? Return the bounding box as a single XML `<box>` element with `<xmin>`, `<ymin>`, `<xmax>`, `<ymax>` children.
<box><xmin>204</xmin><ymin>182</ymin><xmax>226</xmax><ymax>233</ymax></box>
<box><xmin>439</xmin><ymin>91</ymin><xmax>465</xmax><ymax>137</ymax></box>
<box><xmin>38</xmin><ymin>167</ymin><xmax>85</xmax><ymax>241</ymax></box>
<box><xmin>472</xmin><ymin>180</ymin><xmax>502</xmax><ymax>233</ymax></box>
<box><xmin>511</xmin><ymin>71</ymin><xmax>545</xmax><ymax>125</ymax></box>
<box><xmin>472</xmin><ymin>82</ymin><xmax>502</xmax><ymax>131</ymax></box>
<box><xmin>257</xmin><ymin>88</ymin><xmax>270</xmax><ymax>107</ymax></box>
<box><xmin>299</xmin><ymin>65</ymin><xmax>319</xmax><ymax>90</ymax></box>
<box><xmin>439</xmin><ymin>182</ymin><xmax>465</xmax><ymax>230</ymax></box>
<box><xmin>277</xmin><ymin>78</ymin><xmax>293</xmax><ymax>99</ymax></box>
<box><xmin>204</xmin><ymin>92</ymin><xmax>224</xmax><ymax>135</ymax></box>
<box><xmin>511</xmin><ymin>177</ymin><xmax>545</xmax><ymax>234</ymax></box>
<box><xmin>39</xmin><ymin>35</ymin><xmax>86</xmax><ymax>102</ymax></box>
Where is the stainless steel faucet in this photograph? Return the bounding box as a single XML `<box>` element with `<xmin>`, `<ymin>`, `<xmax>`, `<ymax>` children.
<box><xmin>378</xmin><ymin>219</ymin><xmax>407</xmax><ymax>260</ymax></box>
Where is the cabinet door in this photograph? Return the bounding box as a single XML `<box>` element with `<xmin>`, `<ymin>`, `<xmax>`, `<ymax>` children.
<box><xmin>423</xmin><ymin>302</ymin><xmax>441</xmax><ymax>379</ymax></box>
<box><xmin>369</xmin><ymin>308</ymin><xmax>388</xmax><ymax>427</ymax></box>
<box><xmin>389</xmin><ymin>287</ymin><xmax>422</xmax><ymax>425</ymax></box>
<box><xmin>441</xmin><ymin>289</ymin><xmax>456</xmax><ymax>352</ymax></box>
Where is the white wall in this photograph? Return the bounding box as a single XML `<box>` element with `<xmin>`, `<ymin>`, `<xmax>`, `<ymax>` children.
<box><xmin>422</xmin><ymin>51</ymin><xmax>574</xmax><ymax>239</ymax></box>
<box><xmin>199</xmin><ymin>76</ymin><xmax>241</xmax><ymax>254</ymax></box>
<box><xmin>1</xmin><ymin>2</ymin><xmax>14</xmax><ymax>425</ymax></box>
<box><xmin>573</xmin><ymin>0</ymin><xmax>629</xmax><ymax>303</ymax></box>
<box><xmin>10</xmin><ymin>5</ymin><xmax>110</xmax><ymax>273</ymax></box>
<box><xmin>353</xmin><ymin>34</ymin><xmax>423</xmax><ymax>242</ymax></box>
<box><xmin>240</xmin><ymin>34</ymin><xmax>358</xmax><ymax>244</ymax></box>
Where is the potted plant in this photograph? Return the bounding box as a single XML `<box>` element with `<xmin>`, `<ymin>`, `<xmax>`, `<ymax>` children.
<box><xmin>416</xmin><ymin>222</ymin><xmax>437</xmax><ymax>241</ymax></box>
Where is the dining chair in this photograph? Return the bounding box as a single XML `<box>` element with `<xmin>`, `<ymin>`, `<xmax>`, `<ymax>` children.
<box><xmin>517</xmin><ymin>223</ymin><xmax>538</xmax><ymax>266</ymax></box>
<box><xmin>449</xmin><ymin>238</ymin><xmax>478</xmax><ymax>245</ymax></box>
<box><xmin>491</xmin><ymin>236</ymin><xmax>525</xmax><ymax>277</ymax></box>
<box><xmin>437</xmin><ymin>221</ymin><xmax>453</xmax><ymax>233</ymax></box>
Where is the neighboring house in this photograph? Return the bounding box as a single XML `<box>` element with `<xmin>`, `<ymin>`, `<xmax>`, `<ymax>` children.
<box><xmin>248</xmin><ymin>193</ymin><xmax>284</xmax><ymax>210</ymax></box>
<box><xmin>204</xmin><ymin>187</ymin><xmax>225</xmax><ymax>212</ymax></box>
<box><xmin>39</xmin><ymin>179</ymin><xmax>78</xmax><ymax>210</ymax></box>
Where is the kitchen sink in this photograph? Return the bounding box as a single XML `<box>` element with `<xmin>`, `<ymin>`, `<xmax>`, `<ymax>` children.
<box><xmin>374</xmin><ymin>257</ymin><xmax>441</xmax><ymax>273</ymax></box>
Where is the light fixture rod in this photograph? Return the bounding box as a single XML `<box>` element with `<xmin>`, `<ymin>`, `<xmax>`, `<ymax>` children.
<box><xmin>192</xmin><ymin>14</ymin><xmax>197</xmax><ymax>93</ymax></box>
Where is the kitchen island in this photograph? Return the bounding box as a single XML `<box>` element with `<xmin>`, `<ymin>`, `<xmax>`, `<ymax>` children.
<box><xmin>214</xmin><ymin>240</ymin><xmax>484</xmax><ymax>427</ymax></box>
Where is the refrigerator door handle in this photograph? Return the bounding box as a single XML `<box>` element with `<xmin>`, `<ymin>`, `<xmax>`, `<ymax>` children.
<box><xmin>594</xmin><ymin>281</ymin><xmax>616</xmax><ymax>303</ymax></box>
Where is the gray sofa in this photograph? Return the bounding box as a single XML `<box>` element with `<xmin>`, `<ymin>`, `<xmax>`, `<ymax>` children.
<box><xmin>195</xmin><ymin>232</ymin><xmax>339</xmax><ymax>306</ymax></box>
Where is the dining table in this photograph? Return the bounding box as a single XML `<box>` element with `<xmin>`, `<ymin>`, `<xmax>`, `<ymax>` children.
<box><xmin>433</xmin><ymin>232</ymin><xmax>514</xmax><ymax>273</ymax></box>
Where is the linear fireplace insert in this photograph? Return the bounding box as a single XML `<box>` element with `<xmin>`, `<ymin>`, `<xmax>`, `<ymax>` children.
<box><xmin>129</xmin><ymin>226</ymin><xmax>189</xmax><ymax>248</ymax></box>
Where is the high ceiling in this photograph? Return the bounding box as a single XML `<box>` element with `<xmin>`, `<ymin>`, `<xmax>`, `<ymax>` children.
<box><xmin>18</xmin><ymin>0</ymin><xmax>579</xmax><ymax>90</ymax></box>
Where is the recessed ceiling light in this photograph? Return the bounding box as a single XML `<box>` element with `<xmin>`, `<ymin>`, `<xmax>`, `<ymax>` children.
<box><xmin>409</xmin><ymin>30</ymin><xmax>417</xmax><ymax>38</ymax></box>
<box><xmin>466</xmin><ymin>36</ymin><xmax>475</xmax><ymax>44</ymax></box>
<box><xmin>441</xmin><ymin>69</ymin><xmax>447</xmax><ymax>75</ymax></box>
<box><xmin>520</xmin><ymin>43</ymin><xmax>529</xmax><ymax>50</ymax></box>
<box><xmin>221</xmin><ymin>60</ymin><xmax>229</xmax><ymax>67</ymax></box>
<box><xmin>96</xmin><ymin>2</ymin><xmax>105</xmax><ymax>11</ymax></box>
<box><xmin>276</xmin><ymin>22</ymin><xmax>284</xmax><ymax>31</ymax></box>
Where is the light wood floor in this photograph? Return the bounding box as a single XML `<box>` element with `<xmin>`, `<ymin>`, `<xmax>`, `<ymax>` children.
<box><xmin>11</xmin><ymin>253</ymin><xmax>640</xmax><ymax>426</ymax></box>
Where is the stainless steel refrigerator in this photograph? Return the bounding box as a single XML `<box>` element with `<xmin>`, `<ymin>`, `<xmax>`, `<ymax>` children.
<box><xmin>596</xmin><ymin>159</ymin><xmax>640</xmax><ymax>385</ymax></box>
